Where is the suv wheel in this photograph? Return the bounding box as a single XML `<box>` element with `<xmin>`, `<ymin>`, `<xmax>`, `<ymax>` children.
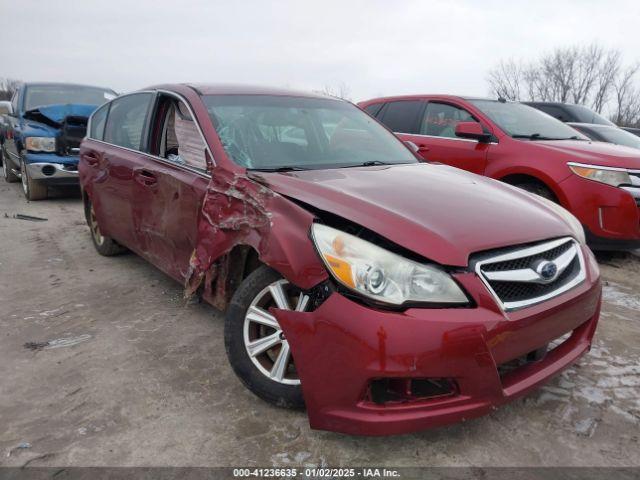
<box><xmin>225</xmin><ymin>266</ymin><xmax>307</xmax><ymax>409</ymax></box>
<box><xmin>1</xmin><ymin>146</ymin><xmax>19</xmax><ymax>183</ymax></box>
<box><xmin>20</xmin><ymin>156</ymin><xmax>47</xmax><ymax>200</ymax></box>
<box><xmin>513</xmin><ymin>182</ymin><xmax>557</xmax><ymax>203</ymax></box>
<box><xmin>87</xmin><ymin>200</ymin><xmax>126</xmax><ymax>256</ymax></box>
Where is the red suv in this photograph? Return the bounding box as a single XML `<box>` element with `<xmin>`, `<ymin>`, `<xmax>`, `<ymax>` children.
<box><xmin>79</xmin><ymin>85</ymin><xmax>601</xmax><ymax>435</ymax></box>
<box><xmin>359</xmin><ymin>96</ymin><xmax>640</xmax><ymax>251</ymax></box>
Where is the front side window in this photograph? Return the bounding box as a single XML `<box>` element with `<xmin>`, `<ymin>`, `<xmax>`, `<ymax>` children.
<box><xmin>89</xmin><ymin>103</ymin><xmax>109</xmax><ymax>141</ymax></box>
<box><xmin>378</xmin><ymin>100</ymin><xmax>423</xmax><ymax>134</ymax></box>
<box><xmin>202</xmin><ymin>95</ymin><xmax>417</xmax><ymax>170</ymax></box>
<box><xmin>23</xmin><ymin>85</ymin><xmax>116</xmax><ymax>112</ymax></box>
<box><xmin>565</xmin><ymin>104</ymin><xmax>614</xmax><ymax>126</ymax></box>
<box><xmin>421</xmin><ymin>103</ymin><xmax>475</xmax><ymax>138</ymax></box>
<box><xmin>471</xmin><ymin>100</ymin><xmax>589</xmax><ymax>141</ymax></box>
<box><xmin>104</xmin><ymin>93</ymin><xmax>153</xmax><ymax>151</ymax></box>
<box><xmin>160</xmin><ymin>99</ymin><xmax>207</xmax><ymax>169</ymax></box>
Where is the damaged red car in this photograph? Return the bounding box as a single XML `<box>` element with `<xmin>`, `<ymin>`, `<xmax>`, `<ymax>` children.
<box><xmin>79</xmin><ymin>85</ymin><xmax>602</xmax><ymax>436</ymax></box>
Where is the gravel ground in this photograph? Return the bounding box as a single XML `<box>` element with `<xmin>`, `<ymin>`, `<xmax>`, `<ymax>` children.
<box><xmin>0</xmin><ymin>181</ymin><xmax>638</xmax><ymax>468</ymax></box>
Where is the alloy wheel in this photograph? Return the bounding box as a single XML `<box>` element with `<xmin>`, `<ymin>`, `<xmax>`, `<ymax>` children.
<box><xmin>20</xmin><ymin>158</ymin><xmax>28</xmax><ymax>195</ymax></box>
<box><xmin>89</xmin><ymin>205</ymin><xmax>105</xmax><ymax>246</ymax></box>
<box><xmin>242</xmin><ymin>279</ymin><xmax>309</xmax><ymax>385</ymax></box>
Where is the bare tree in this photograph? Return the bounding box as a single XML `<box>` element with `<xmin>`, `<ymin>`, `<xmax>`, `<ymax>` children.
<box><xmin>316</xmin><ymin>82</ymin><xmax>352</xmax><ymax>101</ymax></box>
<box><xmin>612</xmin><ymin>65</ymin><xmax>640</xmax><ymax>127</ymax></box>
<box><xmin>0</xmin><ymin>77</ymin><xmax>22</xmax><ymax>101</ymax></box>
<box><xmin>486</xmin><ymin>43</ymin><xmax>639</xmax><ymax>123</ymax></box>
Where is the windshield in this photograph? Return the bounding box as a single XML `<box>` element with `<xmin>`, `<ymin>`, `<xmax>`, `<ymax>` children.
<box><xmin>565</xmin><ymin>104</ymin><xmax>614</xmax><ymax>126</ymax></box>
<box><xmin>24</xmin><ymin>85</ymin><xmax>117</xmax><ymax>112</ymax></box>
<box><xmin>202</xmin><ymin>95</ymin><xmax>418</xmax><ymax>170</ymax></box>
<box><xmin>596</xmin><ymin>126</ymin><xmax>640</xmax><ymax>149</ymax></box>
<box><xmin>470</xmin><ymin>100</ymin><xmax>588</xmax><ymax>140</ymax></box>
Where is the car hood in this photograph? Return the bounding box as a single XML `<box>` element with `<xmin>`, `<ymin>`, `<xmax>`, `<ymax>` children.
<box><xmin>23</xmin><ymin>103</ymin><xmax>97</xmax><ymax>126</ymax></box>
<box><xmin>252</xmin><ymin>163</ymin><xmax>575</xmax><ymax>267</ymax></box>
<box><xmin>530</xmin><ymin>139</ymin><xmax>640</xmax><ymax>169</ymax></box>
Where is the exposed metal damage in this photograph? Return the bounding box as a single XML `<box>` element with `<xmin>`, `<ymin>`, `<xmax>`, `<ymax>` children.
<box><xmin>184</xmin><ymin>170</ymin><xmax>327</xmax><ymax>309</ymax></box>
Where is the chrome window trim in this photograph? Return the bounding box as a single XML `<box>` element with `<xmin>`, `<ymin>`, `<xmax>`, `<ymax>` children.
<box><xmin>474</xmin><ymin>237</ymin><xmax>586</xmax><ymax>312</ymax></box>
<box><xmin>567</xmin><ymin>161</ymin><xmax>640</xmax><ymax>175</ymax></box>
<box><xmin>394</xmin><ymin>132</ymin><xmax>499</xmax><ymax>145</ymax></box>
<box><xmin>84</xmin><ymin>88</ymin><xmax>216</xmax><ymax>175</ymax></box>
<box><xmin>84</xmin><ymin>138</ymin><xmax>211</xmax><ymax>179</ymax></box>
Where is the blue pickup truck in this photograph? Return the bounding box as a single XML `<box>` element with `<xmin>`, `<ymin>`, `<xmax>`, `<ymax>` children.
<box><xmin>0</xmin><ymin>82</ymin><xmax>117</xmax><ymax>200</ymax></box>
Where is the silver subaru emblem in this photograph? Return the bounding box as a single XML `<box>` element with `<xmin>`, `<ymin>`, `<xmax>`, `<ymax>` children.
<box><xmin>536</xmin><ymin>260</ymin><xmax>558</xmax><ymax>282</ymax></box>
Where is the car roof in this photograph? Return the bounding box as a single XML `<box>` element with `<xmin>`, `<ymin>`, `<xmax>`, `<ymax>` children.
<box><xmin>23</xmin><ymin>81</ymin><xmax>116</xmax><ymax>92</ymax></box>
<box><xmin>150</xmin><ymin>83</ymin><xmax>339</xmax><ymax>100</ymax></box>
<box><xmin>360</xmin><ymin>94</ymin><xmax>503</xmax><ymax>104</ymax></box>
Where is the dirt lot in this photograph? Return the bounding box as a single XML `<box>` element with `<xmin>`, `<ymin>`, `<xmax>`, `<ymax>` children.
<box><xmin>0</xmin><ymin>180</ymin><xmax>639</xmax><ymax>468</ymax></box>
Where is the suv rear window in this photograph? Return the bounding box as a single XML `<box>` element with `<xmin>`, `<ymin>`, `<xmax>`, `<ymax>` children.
<box><xmin>378</xmin><ymin>100</ymin><xmax>423</xmax><ymax>134</ymax></box>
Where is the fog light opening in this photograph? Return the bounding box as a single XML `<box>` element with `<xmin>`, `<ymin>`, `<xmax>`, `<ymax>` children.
<box><xmin>41</xmin><ymin>165</ymin><xmax>56</xmax><ymax>176</ymax></box>
<box><xmin>368</xmin><ymin>378</ymin><xmax>457</xmax><ymax>405</ymax></box>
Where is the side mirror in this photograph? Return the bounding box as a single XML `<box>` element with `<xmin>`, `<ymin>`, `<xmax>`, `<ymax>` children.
<box><xmin>0</xmin><ymin>102</ymin><xmax>12</xmax><ymax>116</ymax></box>
<box><xmin>455</xmin><ymin>122</ymin><xmax>491</xmax><ymax>142</ymax></box>
<box><xmin>403</xmin><ymin>140</ymin><xmax>419</xmax><ymax>153</ymax></box>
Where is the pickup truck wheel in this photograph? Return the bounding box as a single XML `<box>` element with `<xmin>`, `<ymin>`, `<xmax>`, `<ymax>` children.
<box><xmin>1</xmin><ymin>147</ymin><xmax>19</xmax><ymax>183</ymax></box>
<box><xmin>225</xmin><ymin>266</ymin><xmax>306</xmax><ymax>409</ymax></box>
<box><xmin>20</xmin><ymin>157</ymin><xmax>48</xmax><ymax>200</ymax></box>
<box><xmin>87</xmin><ymin>201</ymin><xmax>126</xmax><ymax>256</ymax></box>
<box><xmin>513</xmin><ymin>182</ymin><xmax>557</xmax><ymax>203</ymax></box>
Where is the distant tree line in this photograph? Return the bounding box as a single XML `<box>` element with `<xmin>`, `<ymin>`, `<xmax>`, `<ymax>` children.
<box><xmin>0</xmin><ymin>77</ymin><xmax>22</xmax><ymax>101</ymax></box>
<box><xmin>487</xmin><ymin>44</ymin><xmax>640</xmax><ymax>128</ymax></box>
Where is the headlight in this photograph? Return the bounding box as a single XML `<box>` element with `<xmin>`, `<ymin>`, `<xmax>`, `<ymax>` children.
<box><xmin>25</xmin><ymin>137</ymin><xmax>56</xmax><ymax>153</ymax></box>
<box><xmin>311</xmin><ymin>223</ymin><xmax>469</xmax><ymax>306</ymax></box>
<box><xmin>569</xmin><ymin>163</ymin><xmax>631</xmax><ymax>187</ymax></box>
<box><xmin>531</xmin><ymin>194</ymin><xmax>586</xmax><ymax>245</ymax></box>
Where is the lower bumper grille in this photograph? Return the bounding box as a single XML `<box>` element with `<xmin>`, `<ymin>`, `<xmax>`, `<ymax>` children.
<box><xmin>473</xmin><ymin>237</ymin><xmax>586</xmax><ymax>311</ymax></box>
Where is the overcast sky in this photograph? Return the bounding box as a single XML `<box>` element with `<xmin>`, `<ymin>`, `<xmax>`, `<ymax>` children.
<box><xmin>1</xmin><ymin>0</ymin><xmax>639</xmax><ymax>101</ymax></box>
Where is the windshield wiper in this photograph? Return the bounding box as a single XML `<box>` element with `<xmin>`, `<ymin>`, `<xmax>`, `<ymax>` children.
<box><xmin>339</xmin><ymin>161</ymin><xmax>395</xmax><ymax>168</ymax></box>
<box><xmin>249</xmin><ymin>166</ymin><xmax>310</xmax><ymax>172</ymax></box>
<box><xmin>512</xmin><ymin>133</ymin><xmax>585</xmax><ymax>141</ymax></box>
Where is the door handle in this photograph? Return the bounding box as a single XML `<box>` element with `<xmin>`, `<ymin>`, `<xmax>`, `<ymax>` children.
<box><xmin>135</xmin><ymin>169</ymin><xmax>158</xmax><ymax>187</ymax></box>
<box><xmin>417</xmin><ymin>144</ymin><xmax>430</xmax><ymax>153</ymax></box>
<box><xmin>81</xmin><ymin>151</ymin><xmax>100</xmax><ymax>166</ymax></box>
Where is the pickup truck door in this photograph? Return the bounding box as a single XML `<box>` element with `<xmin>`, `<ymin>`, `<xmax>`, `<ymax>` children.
<box><xmin>4</xmin><ymin>90</ymin><xmax>21</xmax><ymax>167</ymax></box>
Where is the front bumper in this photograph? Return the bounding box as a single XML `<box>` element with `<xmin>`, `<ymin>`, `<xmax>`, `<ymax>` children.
<box><xmin>274</xmin><ymin>245</ymin><xmax>601</xmax><ymax>435</ymax></box>
<box><xmin>559</xmin><ymin>174</ymin><xmax>640</xmax><ymax>249</ymax></box>
<box><xmin>24</xmin><ymin>152</ymin><xmax>79</xmax><ymax>185</ymax></box>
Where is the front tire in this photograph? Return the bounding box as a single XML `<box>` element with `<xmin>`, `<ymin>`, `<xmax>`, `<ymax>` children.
<box><xmin>513</xmin><ymin>182</ymin><xmax>557</xmax><ymax>202</ymax></box>
<box><xmin>224</xmin><ymin>266</ymin><xmax>308</xmax><ymax>409</ymax></box>
<box><xmin>20</xmin><ymin>156</ymin><xmax>47</xmax><ymax>200</ymax></box>
<box><xmin>1</xmin><ymin>146</ymin><xmax>19</xmax><ymax>183</ymax></box>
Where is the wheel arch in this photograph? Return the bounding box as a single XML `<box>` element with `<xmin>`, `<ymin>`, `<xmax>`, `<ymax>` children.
<box><xmin>496</xmin><ymin>169</ymin><xmax>569</xmax><ymax>207</ymax></box>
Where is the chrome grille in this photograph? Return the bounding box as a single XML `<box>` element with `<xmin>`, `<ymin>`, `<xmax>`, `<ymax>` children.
<box><xmin>473</xmin><ymin>237</ymin><xmax>586</xmax><ymax>311</ymax></box>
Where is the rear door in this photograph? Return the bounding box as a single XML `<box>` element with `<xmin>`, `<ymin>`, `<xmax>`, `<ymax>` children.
<box><xmin>131</xmin><ymin>93</ymin><xmax>210</xmax><ymax>282</ymax></box>
<box><xmin>87</xmin><ymin>92</ymin><xmax>155</xmax><ymax>249</ymax></box>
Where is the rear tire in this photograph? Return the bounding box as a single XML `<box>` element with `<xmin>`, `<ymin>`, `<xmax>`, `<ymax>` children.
<box><xmin>224</xmin><ymin>266</ymin><xmax>306</xmax><ymax>409</ymax></box>
<box><xmin>86</xmin><ymin>200</ymin><xmax>126</xmax><ymax>256</ymax></box>
<box><xmin>1</xmin><ymin>146</ymin><xmax>19</xmax><ymax>183</ymax></box>
<box><xmin>20</xmin><ymin>156</ymin><xmax>47</xmax><ymax>200</ymax></box>
<box><xmin>513</xmin><ymin>182</ymin><xmax>557</xmax><ymax>203</ymax></box>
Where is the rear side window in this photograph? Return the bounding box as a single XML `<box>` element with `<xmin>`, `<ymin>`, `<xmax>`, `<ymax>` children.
<box><xmin>363</xmin><ymin>103</ymin><xmax>384</xmax><ymax>118</ymax></box>
<box><xmin>89</xmin><ymin>103</ymin><xmax>109</xmax><ymax>140</ymax></box>
<box><xmin>421</xmin><ymin>102</ymin><xmax>475</xmax><ymax>138</ymax></box>
<box><xmin>104</xmin><ymin>93</ymin><xmax>153</xmax><ymax>150</ymax></box>
<box><xmin>378</xmin><ymin>100</ymin><xmax>423</xmax><ymax>134</ymax></box>
<box><xmin>534</xmin><ymin>105</ymin><xmax>571</xmax><ymax>122</ymax></box>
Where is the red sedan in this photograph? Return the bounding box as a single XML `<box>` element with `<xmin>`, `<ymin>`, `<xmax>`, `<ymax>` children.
<box><xmin>359</xmin><ymin>95</ymin><xmax>640</xmax><ymax>251</ymax></box>
<box><xmin>79</xmin><ymin>85</ymin><xmax>601</xmax><ymax>435</ymax></box>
